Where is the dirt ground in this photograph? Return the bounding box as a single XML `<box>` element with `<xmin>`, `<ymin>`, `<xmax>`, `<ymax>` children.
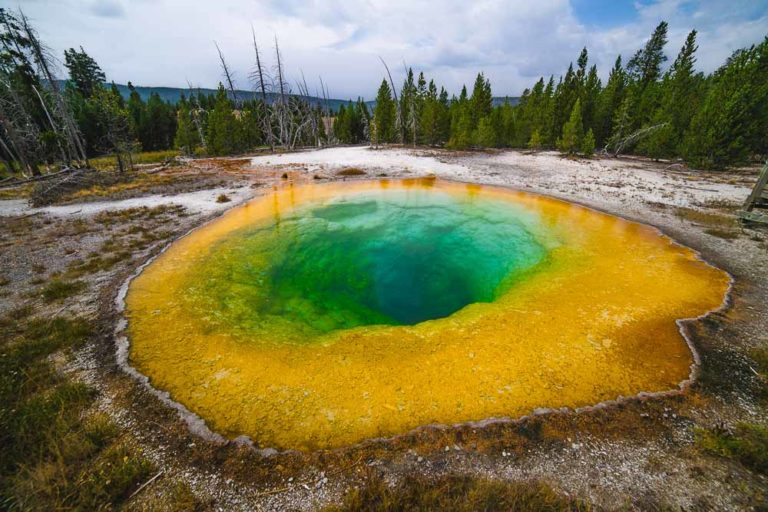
<box><xmin>1</xmin><ymin>147</ymin><xmax>766</xmax><ymax>510</ymax></box>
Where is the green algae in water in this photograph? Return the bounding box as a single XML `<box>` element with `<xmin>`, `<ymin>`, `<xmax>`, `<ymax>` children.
<box><xmin>183</xmin><ymin>189</ymin><xmax>551</xmax><ymax>340</ymax></box>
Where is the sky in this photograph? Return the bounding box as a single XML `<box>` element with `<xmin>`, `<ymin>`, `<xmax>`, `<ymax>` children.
<box><xmin>10</xmin><ymin>0</ymin><xmax>768</xmax><ymax>100</ymax></box>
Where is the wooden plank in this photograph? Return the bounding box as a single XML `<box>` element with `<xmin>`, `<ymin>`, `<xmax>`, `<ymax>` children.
<box><xmin>738</xmin><ymin>209</ymin><xmax>768</xmax><ymax>224</ymax></box>
<box><xmin>743</xmin><ymin>161</ymin><xmax>768</xmax><ymax>212</ymax></box>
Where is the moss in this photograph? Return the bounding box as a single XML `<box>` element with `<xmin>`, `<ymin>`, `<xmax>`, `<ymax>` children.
<box><xmin>696</xmin><ymin>423</ymin><xmax>768</xmax><ymax>474</ymax></box>
<box><xmin>40</xmin><ymin>279</ymin><xmax>87</xmax><ymax>302</ymax></box>
<box><xmin>327</xmin><ymin>473</ymin><xmax>592</xmax><ymax>511</ymax></box>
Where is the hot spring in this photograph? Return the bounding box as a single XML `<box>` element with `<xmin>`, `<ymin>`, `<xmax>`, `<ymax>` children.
<box><xmin>125</xmin><ymin>179</ymin><xmax>730</xmax><ymax>450</ymax></box>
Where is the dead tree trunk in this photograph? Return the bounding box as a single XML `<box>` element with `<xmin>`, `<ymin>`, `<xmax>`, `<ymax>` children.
<box><xmin>214</xmin><ymin>41</ymin><xmax>238</xmax><ymax>104</ymax></box>
<box><xmin>20</xmin><ymin>11</ymin><xmax>87</xmax><ymax>166</ymax></box>
<box><xmin>250</xmin><ymin>27</ymin><xmax>274</xmax><ymax>151</ymax></box>
<box><xmin>379</xmin><ymin>57</ymin><xmax>400</xmax><ymax>145</ymax></box>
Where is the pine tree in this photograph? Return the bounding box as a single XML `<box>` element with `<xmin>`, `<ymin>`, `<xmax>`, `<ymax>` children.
<box><xmin>595</xmin><ymin>56</ymin><xmax>626</xmax><ymax>146</ymax></box>
<box><xmin>140</xmin><ymin>92</ymin><xmax>174</xmax><ymax>151</ymax></box>
<box><xmin>627</xmin><ymin>21</ymin><xmax>669</xmax><ymax>87</ymax></box>
<box><xmin>437</xmin><ymin>87</ymin><xmax>451</xmax><ymax>143</ymax></box>
<box><xmin>447</xmin><ymin>90</ymin><xmax>473</xmax><ymax>150</ymax></box>
<box><xmin>174</xmin><ymin>95</ymin><xmax>198</xmax><ymax>155</ymax></box>
<box><xmin>557</xmin><ymin>99</ymin><xmax>583</xmax><ymax>154</ymax></box>
<box><xmin>373</xmin><ymin>79</ymin><xmax>396</xmax><ymax>144</ymax></box>
<box><xmin>681</xmin><ymin>37</ymin><xmax>768</xmax><ymax>168</ymax></box>
<box><xmin>607</xmin><ymin>94</ymin><xmax>634</xmax><ymax>154</ymax></box>
<box><xmin>239</xmin><ymin>106</ymin><xmax>262</xmax><ymax>150</ymax></box>
<box><xmin>475</xmin><ymin>115</ymin><xmax>497</xmax><ymax>147</ymax></box>
<box><xmin>628</xmin><ymin>22</ymin><xmax>669</xmax><ymax>128</ymax></box>
<box><xmin>420</xmin><ymin>80</ymin><xmax>440</xmax><ymax>145</ymax></box>
<box><xmin>206</xmin><ymin>84</ymin><xmax>239</xmax><ymax>155</ymax></box>
<box><xmin>528</xmin><ymin>129</ymin><xmax>542</xmax><ymax>151</ymax></box>
<box><xmin>666</xmin><ymin>30</ymin><xmax>703</xmax><ymax>146</ymax></box>
<box><xmin>333</xmin><ymin>104</ymin><xmax>349</xmax><ymax>142</ymax></box>
<box><xmin>90</xmin><ymin>86</ymin><xmax>133</xmax><ymax>171</ymax></box>
<box><xmin>551</xmin><ymin>62</ymin><xmax>579</xmax><ymax>144</ymax></box>
<box><xmin>581</xmin><ymin>65</ymin><xmax>601</xmax><ymax>136</ymax></box>
<box><xmin>126</xmin><ymin>82</ymin><xmax>143</xmax><ymax>133</ymax></box>
<box><xmin>581</xmin><ymin>128</ymin><xmax>595</xmax><ymax>157</ymax></box>
<box><xmin>498</xmin><ymin>101</ymin><xmax>516</xmax><ymax>146</ymax></box>
<box><xmin>576</xmin><ymin>47</ymin><xmax>589</xmax><ymax>84</ymax></box>
<box><xmin>470</xmin><ymin>73</ymin><xmax>492</xmax><ymax>126</ymax></box>
<box><xmin>64</xmin><ymin>46</ymin><xmax>105</xmax><ymax>99</ymax></box>
<box><xmin>399</xmin><ymin>68</ymin><xmax>416</xmax><ymax>144</ymax></box>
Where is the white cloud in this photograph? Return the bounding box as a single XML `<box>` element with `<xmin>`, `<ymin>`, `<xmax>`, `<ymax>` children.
<box><xmin>10</xmin><ymin>0</ymin><xmax>768</xmax><ymax>99</ymax></box>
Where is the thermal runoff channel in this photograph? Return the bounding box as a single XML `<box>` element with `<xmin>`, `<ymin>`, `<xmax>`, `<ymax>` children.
<box><xmin>126</xmin><ymin>179</ymin><xmax>730</xmax><ymax>450</ymax></box>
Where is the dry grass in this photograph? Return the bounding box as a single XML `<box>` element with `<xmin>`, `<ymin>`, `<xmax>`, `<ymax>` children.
<box><xmin>327</xmin><ymin>473</ymin><xmax>591</xmax><ymax>511</ymax></box>
<box><xmin>336</xmin><ymin>167</ymin><xmax>367</xmax><ymax>176</ymax></box>
<box><xmin>90</xmin><ymin>150</ymin><xmax>179</xmax><ymax>171</ymax></box>
<box><xmin>674</xmin><ymin>207</ymin><xmax>736</xmax><ymax>227</ymax></box>
<box><xmin>58</xmin><ymin>172</ymin><xmax>178</xmax><ymax>203</ymax></box>
<box><xmin>0</xmin><ymin>312</ymin><xmax>154</xmax><ymax>510</ymax></box>
<box><xmin>704</xmin><ymin>227</ymin><xmax>740</xmax><ymax>240</ymax></box>
<box><xmin>0</xmin><ymin>183</ymin><xmax>34</xmax><ymax>200</ymax></box>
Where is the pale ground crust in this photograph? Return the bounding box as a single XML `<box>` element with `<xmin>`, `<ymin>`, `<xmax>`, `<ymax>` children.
<box><xmin>1</xmin><ymin>147</ymin><xmax>766</xmax><ymax>510</ymax></box>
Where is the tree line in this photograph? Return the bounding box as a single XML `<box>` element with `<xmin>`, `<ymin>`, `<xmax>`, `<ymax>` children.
<box><xmin>0</xmin><ymin>9</ymin><xmax>331</xmax><ymax>176</ymax></box>
<box><xmin>337</xmin><ymin>22</ymin><xmax>767</xmax><ymax>169</ymax></box>
<box><xmin>1</xmin><ymin>9</ymin><xmax>766</xmax><ymax>176</ymax></box>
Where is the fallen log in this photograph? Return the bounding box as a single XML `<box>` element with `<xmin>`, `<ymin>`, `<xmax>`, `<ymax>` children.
<box><xmin>0</xmin><ymin>166</ymin><xmax>78</xmax><ymax>190</ymax></box>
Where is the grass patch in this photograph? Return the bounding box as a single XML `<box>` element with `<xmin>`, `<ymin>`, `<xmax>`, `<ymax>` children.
<box><xmin>750</xmin><ymin>346</ymin><xmax>768</xmax><ymax>376</ymax></box>
<box><xmin>66</xmin><ymin>251</ymin><xmax>132</xmax><ymax>278</ymax></box>
<box><xmin>40</xmin><ymin>279</ymin><xmax>87</xmax><ymax>302</ymax></box>
<box><xmin>675</xmin><ymin>207</ymin><xmax>735</xmax><ymax>228</ymax></box>
<box><xmin>94</xmin><ymin>204</ymin><xmax>185</xmax><ymax>226</ymax></box>
<box><xmin>336</xmin><ymin>167</ymin><xmax>367</xmax><ymax>176</ymax></box>
<box><xmin>128</xmin><ymin>480</ymin><xmax>210</xmax><ymax>511</ymax></box>
<box><xmin>0</xmin><ymin>183</ymin><xmax>34</xmax><ymax>200</ymax></box>
<box><xmin>216</xmin><ymin>193</ymin><xmax>231</xmax><ymax>203</ymax></box>
<box><xmin>90</xmin><ymin>150</ymin><xmax>179</xmax><ymax>171</ymax></box>
<box><xmin>704</xmin><ymin>228</ymin><xmax>740</xmax><ymax>240</ymax></box>
<box><xmin>695</xmin><ymin>423</ymin><xmax>768</xmax><ymax>475</ymax></box>
<box><xmin>327</xmin><ymin>474</ymin><xmax>591</xmax><ymax>511</ymax></box>
<box><xmin>0</xmin><ymin>311</ymin><xmax>153</xmax><ymax>510</ymax></box>
<box><xmin>61</xmin><ymin>172</ymin><xmax>184</xmax><ymax>204</ymax></box>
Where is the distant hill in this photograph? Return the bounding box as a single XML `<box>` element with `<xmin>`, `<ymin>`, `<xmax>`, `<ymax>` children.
<box><xmin>107</xmin><ymin>83</ymin><xmax>350</xmax><ymax>111</ymax></box>
<box><xmin>94</xmin><ymin>82</ymin><xmax>519</xmax><ymax>111</ymax></box>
